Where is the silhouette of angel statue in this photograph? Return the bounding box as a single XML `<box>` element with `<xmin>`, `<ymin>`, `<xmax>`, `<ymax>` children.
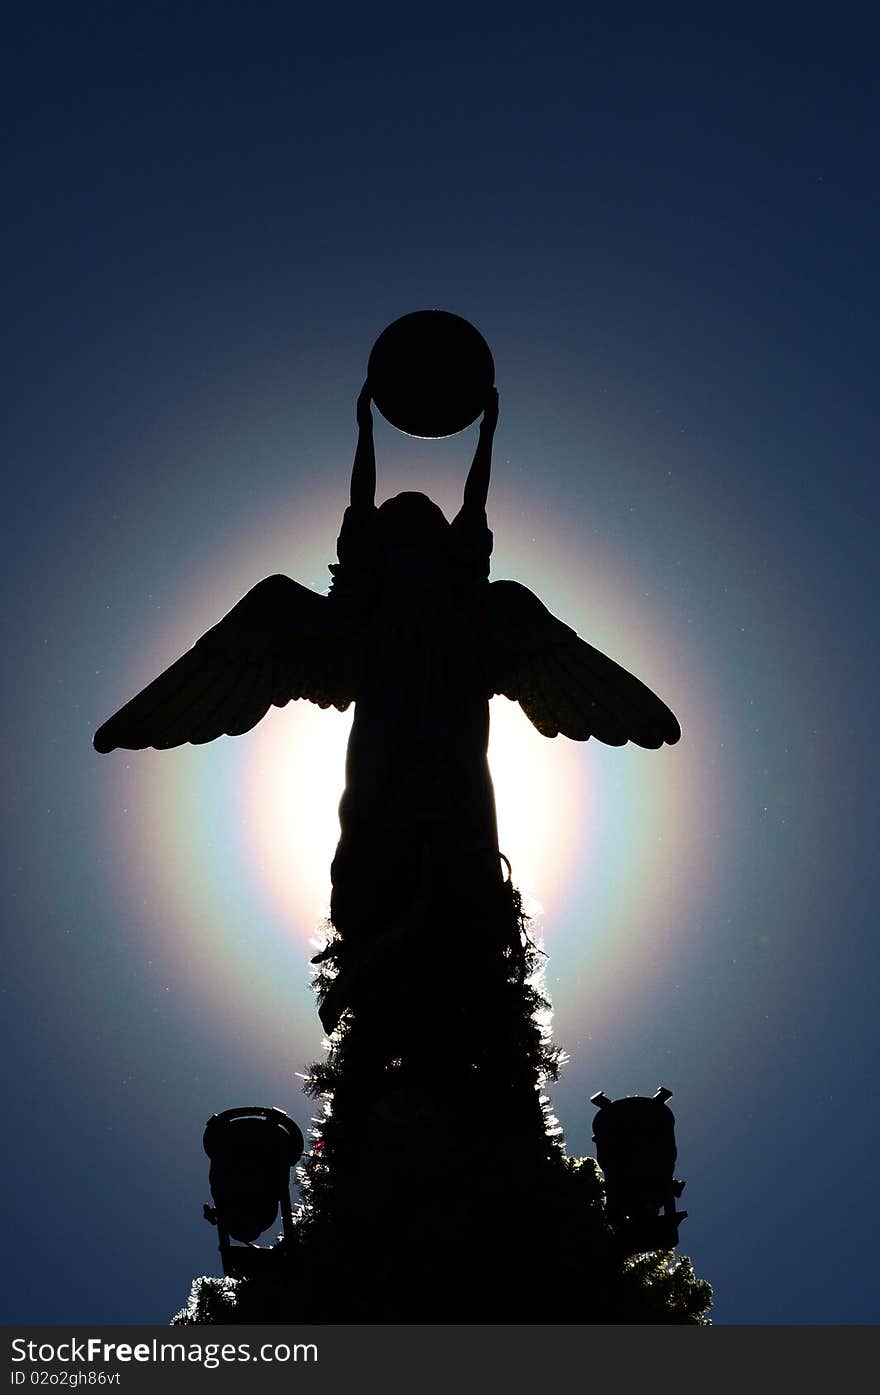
<box><xmin>94</xmin><ymin>376</ymin><xmax>679</xmax><ymax>1027</ymax></box>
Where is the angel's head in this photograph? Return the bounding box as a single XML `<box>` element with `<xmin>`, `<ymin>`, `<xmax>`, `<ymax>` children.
<box><xmin>377</xmin><ymin>492</ymin><xmax>449</xmax><ymax>551</ymax></box>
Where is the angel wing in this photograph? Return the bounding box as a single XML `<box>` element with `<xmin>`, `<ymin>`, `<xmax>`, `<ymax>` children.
<box><xmin>485</xmin><ymin>580</ymin><xmax>680</xmax><ymax>749</ymax></box>
<box><xmin>94</xmin><ymin>574</ymin><xmax>361</xmax><ymax>753</ymax></box>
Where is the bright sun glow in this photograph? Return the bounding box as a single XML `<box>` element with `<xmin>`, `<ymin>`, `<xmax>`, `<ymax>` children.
<box><xmin>244</xmin><ymin>697</ymin><xmax>586</xmax><ymax>940</ymax></box>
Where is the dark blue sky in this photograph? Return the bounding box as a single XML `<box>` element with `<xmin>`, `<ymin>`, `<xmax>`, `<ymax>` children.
<box><xmin>3</xmin><ymin>4</ymin><xmax>878</xmax><ymax>1325</ymax></box>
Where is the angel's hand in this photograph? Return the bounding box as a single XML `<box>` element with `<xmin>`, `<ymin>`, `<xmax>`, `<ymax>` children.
<box><xmin>356</xmin><ymin>380</ymin><xmax>373</xmax><ymax>431</ymax></box>
<box><xmin>481</xmin><ymin>386</ymin><xmax>499</xmax><ymax>435</ymax></box>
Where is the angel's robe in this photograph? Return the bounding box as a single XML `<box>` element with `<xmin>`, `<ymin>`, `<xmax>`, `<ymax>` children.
<box><xmin>326</xmin><ymin>495</ymin><xmax>502</xmax><ymax>945</ymax></box>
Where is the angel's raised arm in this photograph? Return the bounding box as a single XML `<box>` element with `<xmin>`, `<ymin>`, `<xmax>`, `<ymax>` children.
<box><xmin>350</xmin><ymin>380</ymin><xmax>376</xmax><ymax>511</ymax></box>
<box><xmin>462</xmin><ymin>387</ymin><xmax>499</xmax><ymax>516</ymax></box>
